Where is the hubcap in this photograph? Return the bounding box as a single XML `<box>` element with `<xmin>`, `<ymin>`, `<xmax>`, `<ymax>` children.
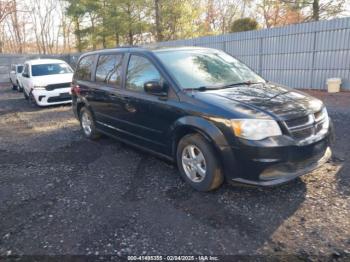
<box><xmin>181</xmin><ymin>145</ymin><xmax>207</xmax><ymax>183</ymax></box>
<box><xmin>81</xmin><ymin>112</ymin><xmax>92</xmax><ymax>136</ymax></box>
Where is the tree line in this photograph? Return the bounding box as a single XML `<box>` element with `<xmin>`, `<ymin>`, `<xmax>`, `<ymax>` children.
<box><xmin>0</xmin><ymin>0</ymin><xmax>347</xmax><ymax>54</ymax></box>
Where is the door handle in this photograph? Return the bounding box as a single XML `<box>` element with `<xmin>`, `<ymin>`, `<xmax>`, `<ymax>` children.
<box><xmin>123</xmin><ymin>96</ymin><xmax>131</xmax><ymax>101</ymax></box>
<box><xmin>125</xmin><ymin>103</ymin><xmax>136</xmax><ymax>113</ymax></box>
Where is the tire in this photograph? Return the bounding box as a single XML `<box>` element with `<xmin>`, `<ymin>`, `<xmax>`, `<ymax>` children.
<box><xmin>79</xmin><ymin>107</ymin><xmax>100</xmax><ymax>140</ymax></box>
<box><xmin>176</xmin><ymin>133</ymin><xmax>224</xmax><ymax>191</ymax></box>
<box><xmin>29</xmin><ymin>91</ymin><xmax>39</xmax><ymax>107</ymax></box>
<box><xmin>12</xmin><ymin>83</ymin><xmax>17</xmax><ymax>90</ymax></box>
<box><xmin>23</xmin><ymin>89</ymin><xmax>29</xmax><ymax>100</ymax></box>
<box><xmin>17</xmin><ymin>82</ymin><xmax>23</xmax><ymax>92</ymax></box>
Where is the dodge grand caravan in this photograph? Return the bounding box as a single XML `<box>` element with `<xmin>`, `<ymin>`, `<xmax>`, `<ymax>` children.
<box><xmin>72</xmin><ymin>47</ymin><xmax>333</xmax><ymax>191</ymax></box>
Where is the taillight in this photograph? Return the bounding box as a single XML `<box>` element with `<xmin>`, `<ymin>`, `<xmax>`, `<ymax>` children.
<box><xmin>71</xmin><ymin>84</ymin><xmax>81</xmax><ymax>95</ymax></box>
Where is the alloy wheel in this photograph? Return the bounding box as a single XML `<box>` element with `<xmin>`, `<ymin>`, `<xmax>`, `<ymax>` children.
<box><xmin>81</xmin><ymin>111</ymin><xmax>92</xmax><ymax>136</ymax></box>
<box><xmin>181</xmin><ymin>145</ymin><xmax>207</xmax><ymax>183</ymax></box>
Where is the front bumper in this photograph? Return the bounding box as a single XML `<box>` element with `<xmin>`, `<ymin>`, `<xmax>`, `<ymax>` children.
<box><xmin>232</xmin><ymin>146</ymin><xmax>331</xmax><ymax>186</ymax></box>
<box><xmin>32</xmin><ymin>88</ymin><xmax>72</xmax><ymax>106</ymax></box>
<box><xmin>225</xmin><ymin>125</ymin><xmax>334</xmax><ymax>186</ymax></box>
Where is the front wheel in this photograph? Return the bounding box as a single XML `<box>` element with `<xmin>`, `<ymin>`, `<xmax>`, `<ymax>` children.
<box><xmin>17</xmin><ymin>82</ymin><xmax>23</xmax><ymax>92</ymax></box>
<box><xmin>23</xmin><ymin>89</ymin><xmax>29</xmax><ymax>100</ymax></box>
<box><xmin>176</xmin><ymin>133</ymin><xmax>224</xmax><ymax>191</ymax></box>
<box><xmin>29</xmin><ymin>91</ymin><xmax>39</xmax><ymax>107</ymax></box>
<box><xmin>79</xmin><ymin>107</ymin><xmax>100</xmax><ymax>140</ymax></box>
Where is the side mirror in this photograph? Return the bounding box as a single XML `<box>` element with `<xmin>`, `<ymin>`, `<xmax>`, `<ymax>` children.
<box><xmin>22</xmin><ymin>73</ymin><xmax>29</xmax><ymax>78</ymax></box>
<box><xmin>144</xmin><ymin>81</ymin><xmax>167</xmax><ymax>96</ymax></box>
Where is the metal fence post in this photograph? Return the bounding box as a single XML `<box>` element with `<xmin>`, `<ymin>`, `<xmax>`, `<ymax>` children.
<box><xmin>310</xmin><ymin>31</ymin><xmax>317</xmax><ymax>89</ymax></box>
<box><xmin>259</xmin><ymin>37</ymin><xmax>263</xmax><ymax>75</ymax></box>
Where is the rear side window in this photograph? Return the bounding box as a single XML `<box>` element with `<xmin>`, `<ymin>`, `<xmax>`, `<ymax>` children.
<box><xmin>95</xmin><ymin>54</ymin><xmax>123</xmax><ymax>86</ymax></box>
<box><xmin>76</xmin><ymin>55</ymin><xmax>94</xmax><ymax>81</ymax></box>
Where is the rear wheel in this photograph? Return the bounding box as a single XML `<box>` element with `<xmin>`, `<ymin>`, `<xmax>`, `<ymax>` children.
<box><xmin>12</xmin><ymin>83</ymin><xmax>17</xmax><ymax>90</ymax></box>
<box><xmin>79</xmin><ymin>107</ymin><xmax>100</xmax><ymax>140</ymax></box>
<box><xmin>176</xmin><ymin>133</ymin><xmax>224</xmax><ymax>191</ymax></box>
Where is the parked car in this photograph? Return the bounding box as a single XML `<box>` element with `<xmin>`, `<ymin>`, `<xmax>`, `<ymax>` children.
<box><xmin>21</xmin><ymin>59</ymin><xmax>74</xmax><ymax>106</ymax></box>
<box><xmin>9</xmin><ymin>64</ymin><xmax>24</xmax><ymax>91</ymax></box>
<box><xmin>16</xmin><ymin>67</ymin><xmax>25</xmax><ymax>93</ymax></box>
<box><xmin>71</xmin><ymin>47</ymin><xmax>334</xmax><ymax>191</ymax></box>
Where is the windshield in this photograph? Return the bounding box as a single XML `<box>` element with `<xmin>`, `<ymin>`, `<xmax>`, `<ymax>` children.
<box><xmin>155</xmin><ymin>49</ymin><xmax>265</xmax><ymax>89</ymax></box>
<box><xmin>17</xmin><ymin>66</ymin><xmax>23</xmax><ymax>73</ymax></box>
<box><xmin>31</xmin><ymin>63</ymin><xmax>73</xmax><ymax>76</ymax></box>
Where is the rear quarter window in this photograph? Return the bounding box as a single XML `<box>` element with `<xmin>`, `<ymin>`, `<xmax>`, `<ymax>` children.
<box><xmin>75</xmin><ymin>55</ymin><xmax>95</xmax><ymax>81</ymax></box>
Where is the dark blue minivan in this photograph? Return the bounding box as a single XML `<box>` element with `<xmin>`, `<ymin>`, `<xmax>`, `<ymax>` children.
<box><xmin>71</xmin><ymin>47</ymin><xmax>333</xmax><ymax>191</ymax></box>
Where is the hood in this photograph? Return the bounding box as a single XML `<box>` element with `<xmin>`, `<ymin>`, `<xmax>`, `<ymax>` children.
<box><xmin>192</xmin><ymin>82</ymin><xmax>323</xmax><ymax>120</ymax></box>
<box><xmin>32</xmin><ymin>73</ymin><xmax>73</xmax><ymax>86</ymax></box>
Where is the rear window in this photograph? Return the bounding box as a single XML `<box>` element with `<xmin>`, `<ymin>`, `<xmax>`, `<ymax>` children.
<box><xmin>17</xmin><ymin>66</ymin><xmax>23</xmax><ymax>73</ymax></box>
<box><xmin>95</xmin><ymin>54</ymin><xmax>123</xmax><ymax>86</ymax></box>
<box><xmin>31</xmin><ymin>63</ymin><xmax>72</xmax><ymax>76</ymax></box>
<box><xmin>76</xmin><ymin>55</ymin><xmax>95</xmax><ymax>81</ymax></box>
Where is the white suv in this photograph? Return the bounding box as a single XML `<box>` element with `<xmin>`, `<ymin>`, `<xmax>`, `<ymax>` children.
<box><xmin>21</xmin><ymin>59</ymin><xmax>74</xmax><ymax>106</ymax></box>
<box><xmin>9</xmin><ymin>64</ymin><xmax>24</xmax><ymax>91</ymax></box>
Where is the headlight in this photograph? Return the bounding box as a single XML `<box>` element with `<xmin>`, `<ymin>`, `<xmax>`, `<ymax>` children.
<box><xmin>320</xmin><ymin>107</ymin><xmax>329</xmax><ymax>130</ymax></box>
<box><xmin>33</xmin><ymin>86</ymin><xmax>46</xmax><ymax>90</ymax></box>
<box><xmin>231</xmin><ymin>119</ymin><xmax>282</xmax><ymax>140</ymax></box>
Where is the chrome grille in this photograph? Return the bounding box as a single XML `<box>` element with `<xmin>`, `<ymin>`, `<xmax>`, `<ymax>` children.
<box><xmin>284</xmin><ymin>109</ymin><xmax>328</xmax><ymax>142</ymax></box>
<box><xmin>45</xmin><ymin>82</ymin><xmax>71</xmax><ymax>91</ymax></box>
<box><xmin>291</xmin><ymin>127</ymin><xmax>314</xmax><ymax>140</ymax></box>
<box><xmin>284</xmin><ymin>115</ymin><xmax>309</xmax><ymax>128</ymax></box>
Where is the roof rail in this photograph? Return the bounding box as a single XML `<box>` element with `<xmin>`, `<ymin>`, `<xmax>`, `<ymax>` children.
<box><xmin>115</xmin><ymin>45</ymin><xmax>141</xmax><ymax>48</ymax></box>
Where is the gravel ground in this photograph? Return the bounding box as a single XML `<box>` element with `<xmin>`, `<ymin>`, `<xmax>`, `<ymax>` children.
<box><xmin>0</xmin><ymin>84</ymin><xmax>349</xmax><ymax>260</ymax></box>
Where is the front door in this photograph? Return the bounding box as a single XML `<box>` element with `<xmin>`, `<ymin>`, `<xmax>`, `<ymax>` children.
<box><xmin>114</xmin><ymin>54</ymin><xmax>181</xmax><ymax>155</ymax></box>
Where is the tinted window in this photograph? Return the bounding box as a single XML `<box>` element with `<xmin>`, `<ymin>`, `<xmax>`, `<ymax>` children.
<box><xmin>76</xmin><ymin>55</ymin><xmax>94</xmax><ymax>81</ymax></box>
<box><xmin>17</xmin><ymin>66</ymin><xmax>23</xmax><ymax>73</ymax></box>
<box><xmin>31</xmin><ymin>63</ymin><xmax>72</xmax><ymax>76</ymax></box>
<box><xmin>126</xmin><ymin>55</ymin><xmax>161</xmax><ymax>92</ymax></box>
<box><xmin>155</xmin><ymin>49</ymin><xmax>264</xmax><ymax>89</ymax></box>
<box><xmin>95</xmin><ymin>55</ymin><xmax>123</xmax><ymax>86</ymax></box>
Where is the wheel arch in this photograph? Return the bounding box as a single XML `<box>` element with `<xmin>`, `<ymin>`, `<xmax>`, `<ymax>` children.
<box><xmin>170</xmin><ymin>116</ymin><xmax>230</xmax><ymax>152</ymax></box>
<box><xmin>169</xmin><ymin>116</ymin><xmax>238</xmax><ymax>179</ymax></box>
<box><xmin>76</xmin><ymin>97</ymin><xmax>95</xmax><ymax>119</ymax></box>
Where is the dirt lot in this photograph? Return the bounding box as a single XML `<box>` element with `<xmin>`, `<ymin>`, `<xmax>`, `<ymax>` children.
<box><xmin>0</xmin><ymin>84</ymin><xmax>349</xmax><ymax>260</ymax></box>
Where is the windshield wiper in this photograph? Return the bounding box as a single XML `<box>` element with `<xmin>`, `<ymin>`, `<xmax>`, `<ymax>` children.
<box><xmin>184</xmin><ymin>86</ymin><xmax>222</xmax><ymax>92</ymax></box>
<box><xmin>184</xmin><ymin>81</ymin><xmax>265</xmax><ymax>92</ymax></box>
<box><xmin>223</xmin><ymin>81</ymin><xmax>265</xmax><ymax>88</ymax></box>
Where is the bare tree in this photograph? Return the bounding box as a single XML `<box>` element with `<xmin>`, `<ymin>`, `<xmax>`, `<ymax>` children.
<box><xmin>0</xmin><ymin>0</ymin><xmax>14</xmax><ymax>23</ymax></box>
<box><xmin>0</xmin><ymin>0</ymin><xmax>15</xmax><ymax>52</ymax></box>
<box><xmin>28</xmin><ymin>0</ymin><xmax>62</xmax><ymax>54</ymax></box>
